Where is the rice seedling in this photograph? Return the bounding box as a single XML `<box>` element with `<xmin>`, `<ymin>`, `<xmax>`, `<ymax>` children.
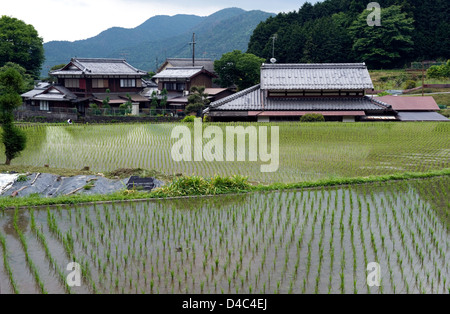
<box><xmin>1</xmin><ymin>175</ymin><xmax>448</xmax><ymax>294</ymax></box>
<box><xmin>13</xmin><ymin>208</ymin><xmax>47</xmax><ymax>294</ymax></box>
<box><xmin>10</xmin><ymin>122</ymin><xmax>450</xmax><ymax>184</ymax></box>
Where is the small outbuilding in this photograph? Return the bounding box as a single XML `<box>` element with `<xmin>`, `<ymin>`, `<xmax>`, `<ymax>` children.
<box><xmin>376</xmin><ymin>95</ymin><xmax>448</xmax><ymax>121</ymax></box>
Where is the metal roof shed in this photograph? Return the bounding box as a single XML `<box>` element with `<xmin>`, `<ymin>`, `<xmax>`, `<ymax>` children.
<box><xmin>397</xmin><ymin>112</ymin><xmax>449</xmax><ymax>121</ymax></box>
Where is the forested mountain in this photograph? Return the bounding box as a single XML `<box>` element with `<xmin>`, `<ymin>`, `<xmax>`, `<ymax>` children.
<box><xmin>247</xmin><ymin>0</ymin><xmax>450</xmax><ymax>69</ymax></box>
<box><xmin>42</xmin><ymin>8</ymin><xmax>274</xmax><ymax>76</ymax></box>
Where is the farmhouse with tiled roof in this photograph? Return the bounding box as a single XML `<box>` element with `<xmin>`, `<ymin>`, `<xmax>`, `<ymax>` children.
<box><xmin>205</xmin><ymin>63</ymin><xmax>397</xmax><ymax>122</ymax></box>
<box><xmin>21</xmin><ymin>58</ymin><xmax>149</xmax><ymax>116</ymax></box>
<box><xmin>205</xmin><ymin>63</ymin><xmax>449</xmax><ymax>122</ymax></box>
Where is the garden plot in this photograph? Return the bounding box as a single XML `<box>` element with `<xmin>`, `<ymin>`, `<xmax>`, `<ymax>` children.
<box><xmin>0</xmin><ymin>176</ymin><xmax>448</xmax><ymax>294</ymax></box>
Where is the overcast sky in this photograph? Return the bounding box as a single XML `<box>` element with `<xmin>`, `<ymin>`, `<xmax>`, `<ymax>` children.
<box><xmin>2</xmin><ymin>0</ymin><xmax>316</xmax><ymax>43</ymax></box>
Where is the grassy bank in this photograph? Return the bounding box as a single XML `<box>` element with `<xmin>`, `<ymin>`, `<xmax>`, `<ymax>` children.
<box><xmin>1</xmin><ymin>168</ymin><xmax>449</xmax><ymax>209</ymax></box>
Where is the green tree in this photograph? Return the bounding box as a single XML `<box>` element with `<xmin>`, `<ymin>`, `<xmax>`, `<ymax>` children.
<box><xmin>214</xmin><ymin>50</ymin><xmax>265</xmax><ymax>91</ymax></box>
<box><xmin>119</xmin><ymin>94</ymin><xmax>133</xmax><ymax>115</ymax></box>
<box><xmin>159</xmin><ymin>88</ymin><xmax>168</xmax><ymax>114</ymax></box>
<box><xmin>302</xmin><ymin>14</ymin><xmax>353</xmax><ymax>63</ymax></box>
<box><xmin>102</xmin><ymin>89</ymin><xmax>111</xmax><ymax>112</ymax></box>
<box><xmin>151</xmin><ymin>91</ymin><xmax>158</xmax><ymax>107</ymax></box>
<box><xmin>247</xmin><ymin>0</ymin><xmax>449</xmax><ymax>66</ymax></box>
<box><xmin>348</xmin><ymin>5</ymin><xmax>414</xmax><ymax>68</ymax></box>
<box><xmin>186</xmin><ymin>86</ymin><xmax>209</xmax><ymax>115</ymax></box>
<box><xmin>0</xmin><ymin>68</ymin><xmax>27</xmax><ymax>165</ymax></box>
<box><xmin>0</xmin><ymin>16</ymin><xmax>44</xmax><ymax>79</ymax></box>
<box><xmin>0</xmin><ymin>62</ymin><xmax>34</xmax><ymax>92</ymax></box>
<box><xmin>50</xmin><ymin>64</ymin><xmax>66</xmax><ymax>72</ymax></box>
<box><xmin>143</xmin><ymin>72</ymin><xmax>156</xmax><ymax>80</ymax></box>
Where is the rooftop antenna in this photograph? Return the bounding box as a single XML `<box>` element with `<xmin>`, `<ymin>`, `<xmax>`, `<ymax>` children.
<box><xmin>119</xmin><ymin>52</ymin><xmax>129</xmax><ymax>61</ymax></box>
<box><xmin>270</xmin><ymin>34</ymin><xmax>277</xmax><ymax>64</ymax></box>
<box><xmin>189</xmin><ymin>33</ymin><xmax>196</xmax><ymax>67</ymax></box>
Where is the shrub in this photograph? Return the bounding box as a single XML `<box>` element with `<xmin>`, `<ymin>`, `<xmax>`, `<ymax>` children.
<box><xmin>119</xmin><ymin>102</ymin><xmax>132</xmax><ymax>115</ymax></box>
<box><xmin>377</xmin><ymin>91</ymin><xmax>393</xmax><ymax>96</ymax></box>
<box><xmin>185</xmin><ymin>103</ymin><xmax>203</xmax><ymax>116</ymax></box>
<box><xmin>439</xmin><ymin>109</ymin><xmax>450</xmax><ymax>118</ymax></box>
<box><xmin>182</xmin><ymin>115</ymin><xmax>196</xmax><ymax>123</ymax></box>
<box><xmin>300</xmin><ymin>113</ymin><xmax>325</xmax><ymax>122</ymax></box>
<box><xmin>404</xmin><ymin>80</ymin><xmax>416</xmax><ymax>90</ymax></box>
<box><xmin>89</xmin><ymin>103</ymin><xmax>101</xmax><ymax>115</ymax></box>
<box><xmin>203</xmin><ymin>115</ymin><xmax>211</xmax><ymax>123</ymax></box>
<box><xmin>427</xmin><ymin>61</ymin><xmax>450</xmax><ymax>79</ymax></box>
<box><xmin>393</xmin><ymin>73</ymin><xmax>407</xmax><ymax>87</ymax></box>
<box><xmin>151</xmin><ymin>175</ymin><xmax>251</xmax><ymax>197</ymax></box>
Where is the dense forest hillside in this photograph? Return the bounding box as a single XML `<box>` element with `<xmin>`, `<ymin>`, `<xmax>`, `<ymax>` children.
<box><xmin>247</xmin><ymin>0</ymin><xmax>449</xmax><ymax>68</ymax></box>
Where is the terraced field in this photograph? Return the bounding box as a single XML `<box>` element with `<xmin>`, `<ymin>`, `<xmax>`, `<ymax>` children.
<box><xmin>0</xmin><ymin>177</ymin><xmax>448</xmax><ymax>294</ymax></box>
<box><xmin>9</xmin><ymin>122</ymin><xmax>450</xmax><ymax>184</ymax></box>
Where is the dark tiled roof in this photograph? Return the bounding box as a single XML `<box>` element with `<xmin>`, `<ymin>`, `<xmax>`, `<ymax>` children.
<box><xmin>208</xmin><ymin>85</ymin><xmax>261</xmax><ymax>110</ymax></box>
<box><xmin>261</xmin><ymin>63</ymin><xmax>374</xmax><ymax>90</ymax></box>
<box><xmin>51</xmin><ymin>58</ymin><xmax>147</xmax><ymax>76</ymax></box>
<box><xmin>153</xmin><ymin>67</ymin><xmax>205</xmax><ymax>79</ymax></box>
<box><xmin>31</xmin><ymin>85</ymin><xmax>77</xmax><ymax>102</ymax></box>
<box><xmin>208</xmin><ymin>85</ymin><xmax>388</xmax><ymax>112</ymax></box>
<box><xmin>21</xmin><ymin>82</ymin><xmax>51</xmax><ymax>98</ymax></box>
<box><xmin>161</xmin><ymin>58</ymin><xmax>215</xmax><ymax>73</ymax></box>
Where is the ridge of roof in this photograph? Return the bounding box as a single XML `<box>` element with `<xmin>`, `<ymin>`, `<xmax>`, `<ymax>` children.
<box><xmin>163</xmin><ymin>66</ymin><xmax>205</xmax><ymax>70</ymax></box>
<box><xmin>167</xmin><ymin>58</ymin><xmax>213</xmax><ymax>61</ymax></box>
<box><xmin>51</xmin><ymin>58</ymin><xmax>147</xmax><ymax>75</ymax></box>
<box><xmin>262</xmin><ymin>63</ymin><xmax>367</xmax><ymax>69</ymax></box>
<box><xmin>72</xmin><ymin>58</ymin><xmax>127</xmax><ymax>63</ymax></box>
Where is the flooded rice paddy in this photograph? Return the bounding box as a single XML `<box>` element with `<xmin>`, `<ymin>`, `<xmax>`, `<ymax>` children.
<box><xmin>0</xmin><ymin>176</ymin><xmax>448</xmax><ymax>294</ymax></box>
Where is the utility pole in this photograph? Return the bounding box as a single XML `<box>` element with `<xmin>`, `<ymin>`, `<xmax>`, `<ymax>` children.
<box><xmin>422</xmin><ymin>61</ymin><xmax>425</xmax><ymax>97</ymax></box>
<box><xmin>189</xmin><ymin>33</ymin><xmax>196</xmax><ymax>67</ymax></box>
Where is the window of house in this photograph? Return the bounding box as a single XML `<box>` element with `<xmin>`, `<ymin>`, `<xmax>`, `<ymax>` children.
<box><xmin>40</xmin><ymin>100</ymin><xmax>49</xmax><ymax>111</ymax></box>
<box><xmin>65</xmin><ymin>79</ymin><xmax>80</xmax><ymax>88</ymax></box>
<box><xmin>92</xmin><ymin>79</ymin><xmax>109</xmax><ymax>89</ymax></box>
<box><xmin>163</xmin><ymin>82</ymin><xmax>176</xmax><ymax>91</ymax></box>
<box><xmin>120</xmin><ymin>79</ymin><xmax>136</xmax><ymax>88</ymax></box>
<box><xmin>177</xmin><ymin>83</ymin><xmax>186</xmax><ymax>91</ymax></box>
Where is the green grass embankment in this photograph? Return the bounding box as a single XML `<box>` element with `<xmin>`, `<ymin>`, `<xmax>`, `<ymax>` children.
<box><xmin>1</xmin><ymin>168</ymin><xmax>449</xmax><ymax>209</ymax></box>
